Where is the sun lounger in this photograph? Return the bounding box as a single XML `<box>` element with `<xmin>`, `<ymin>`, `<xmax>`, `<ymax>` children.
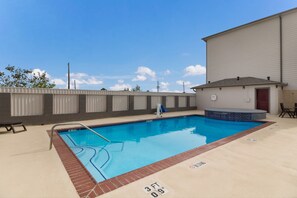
<box><xmin>0</xmin><ymin>122</ymin><xmax>27</xmax><ymax>133</ymax></box>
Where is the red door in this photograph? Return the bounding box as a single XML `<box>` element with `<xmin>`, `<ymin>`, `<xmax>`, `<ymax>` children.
<box><xmin>256</xmin><ymin>88</ymin><xmax>269</xmax><ymax>112</ymax></box>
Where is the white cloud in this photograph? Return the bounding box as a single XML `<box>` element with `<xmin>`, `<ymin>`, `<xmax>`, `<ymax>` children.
<box><xmin>132</xmin><ymin>66</ymin><xmax>156</xmax><ymax>81</ymax></box>
<box><xmin>151</xmin><ymin>88</ymin><xmax>168</xmax><ymax>92</ymax></box>
<box><xmin>160</xmin><ymin>82</ymin><xmax>169</xmax><ymax>89</ymax></box>
<box><xmin>176</xmin><ymin>80</ymin><xmax>192</xmax><ymax>87</ymax></box>
<box><xmin>67</xmin><ymin>73</ymin><xmax>103</xmax><ymax>87</ymax></box>
<box><xmin>69</xmin><ymin>73</ymin><xmax>88</xmax><ymax>78</ymax></box>
<box><xmin>136</xmin><ymin>66</ymin><xmax>156</xmax><ymax>78</ymax></box>
<box><xmin>151</xmin><ymin>88</ymin><xmax>181</xmax><ymax>93</ymax></box>
<box><xmin>51</xmin><ymin>78</ymin><xmax>66</xmax><ymax>85</ymax></box>
<box><xmin>164</xmin><ymin>69</ymin><xmax>171</xmax><ymax>75</ymax></box>
<box><xmin>150</xmin><ymin>82</ymin><xmax>170</xmax><ymax>92</ymax></box>
<box><xmin>118</xmin><ymin>80</ymin><xmax>124</xmax><ymax>84</ymax></box>
<box><xmin>110</xmin><ymin>83</ymin><xmax>132</xmax><ymax>91</ymax></box>
<box><xmin>132</xmin><ymin>75</ymin><xmax>147</xmax><ymax>81</ymax></box>
<box><xmin>184</xmin><ymin>65</ymin><xmax>206</xmax><ymax>76</ymax></box>
<box><xmin>32</xmin><ymin>68</ymin><xmax>51</xmax><ymax>78</ymax></box>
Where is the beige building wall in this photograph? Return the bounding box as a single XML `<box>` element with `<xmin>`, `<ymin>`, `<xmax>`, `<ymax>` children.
<box><xmin>202</xmin><ymin>9</ymin><xmax>297</xmax><ymax>111</ymax></box>
<box><xmin>196</xmin><ymin>85</ymin><xmax>281</xmax><ymax>115</ymax></box>
<box><xmin>282</xmin><ymin>11</ymin><xmax>297</xmax><ymax>90</ymax></box>
<box><xmin>206</xmin><ymin>17</ymin><xmax>280</xmax><ymax>82</ymax></box>
<box><xmin>282</xmin><ymin>90</ymin><xmax>297</xmax><ymax>108</ymax></box>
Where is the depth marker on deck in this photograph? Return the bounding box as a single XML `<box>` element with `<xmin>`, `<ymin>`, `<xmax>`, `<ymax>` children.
<box><xmin>143</xmin><ymin>182</ymin><xmax>169</xmax><ymax>197</ymax></box>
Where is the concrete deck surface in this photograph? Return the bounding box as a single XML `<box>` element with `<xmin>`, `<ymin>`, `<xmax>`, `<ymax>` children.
<box><xmin>0</xmin><ymin>110</ymin><xmax>297</xmax><ymax>198</ymax></box>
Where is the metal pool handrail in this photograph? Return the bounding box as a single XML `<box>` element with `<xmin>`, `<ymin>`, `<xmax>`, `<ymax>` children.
<box><xmin>49</xmin><ymin>122</ymin><xmax>111</xmax><ymax>150</ymax></box>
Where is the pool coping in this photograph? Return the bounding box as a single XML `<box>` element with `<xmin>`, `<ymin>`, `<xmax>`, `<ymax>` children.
<box><xmin>50</xmin><ymin>115</ymin><xmax>274</xmax><ymax>198</ymax></box>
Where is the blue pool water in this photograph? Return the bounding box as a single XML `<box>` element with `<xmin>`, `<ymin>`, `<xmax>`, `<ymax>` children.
<box><xmin>59</xmin><ymin>115</ymin><xmax>262</xmax><ymax>182</ymax></box>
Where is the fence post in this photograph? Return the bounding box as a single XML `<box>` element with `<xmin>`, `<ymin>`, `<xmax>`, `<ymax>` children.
<box><xmin>44</xmin><ymin>94</ymin><xmax>53</xmax><ymax>115</ymax></box>
<box><xmin>107</xmin><ymin>95</ymin><xmax>113</xmax><ymax>112</ymax></box>
<box><xmin>147</xmin><ymin>96</ymin><xmax>152</xmax><ymax>112</ymax></box>
<box><xmin>162</xmin><ymin>96</ymin><xmax>166</xmax><ymax>107</ymax></box>
<box><xmin>79</xmin><ymin>95</ymin><xmax>86</xmax><ymax>113</ymax></box>
<box><xmin>175</xmin><ymin>96</ymin><xmax>179</xmax><ymax>109</ymax></box>
<box><xmin>129</xmin><ymin>95</ymin><xmax>134</xmax><ymax>112</ymax></box>
<box><xmin>187</xmin><ymin>96</ymin><xmax>190</xmax><ymax>108</ymax></box>
<box><xmin>0</xmin><ymin>93</ymin><xmax>11</xmax><ymax>121</ymax></box>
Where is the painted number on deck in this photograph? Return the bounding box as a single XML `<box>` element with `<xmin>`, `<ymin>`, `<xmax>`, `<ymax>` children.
<box><xmin>143</xmin><ymin>182</ymin><xmax>168</xmax><ymax>197</ymax></box>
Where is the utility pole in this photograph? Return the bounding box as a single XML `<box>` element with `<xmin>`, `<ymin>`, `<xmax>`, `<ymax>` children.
<box><xmin>67</xmin><ymin>62</ymin><xmax>70</xmax><ymax>89</ymax></box>
<box><xmin>183</xmin><ymin>81</ymin><xmax>185</xmax><ymax>93</ymax></box>
<box><xmin>74</xmin><ymin>80</ymin><xmax>76</xmax><ymax>90</ymax></box>
<box><xmin>157</xmin><ymin>81</ymin><xmax>160</xmax><ymax>92</ymax></box>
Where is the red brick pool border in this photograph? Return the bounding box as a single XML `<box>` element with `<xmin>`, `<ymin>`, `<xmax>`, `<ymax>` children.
<box><xmin>50</xmin><ymin>117</ymin><xmax>274</xmax><ymax>198</ymax></box>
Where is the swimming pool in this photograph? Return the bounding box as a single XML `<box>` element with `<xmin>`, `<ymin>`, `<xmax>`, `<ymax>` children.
<box><xmin>59</xmin><ymin>115</ymin><xmax>263</xmax><ymax>183</ymax></box>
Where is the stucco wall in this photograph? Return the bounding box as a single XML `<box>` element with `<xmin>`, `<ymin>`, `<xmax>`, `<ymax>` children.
<box><xmin>196</xmin><ymin>85</ymin><xmax>280</xmax><ymax>115</ymax></box>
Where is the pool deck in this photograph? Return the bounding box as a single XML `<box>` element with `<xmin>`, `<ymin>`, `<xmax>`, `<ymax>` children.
<box><xmin>1</xmin><ymin>110</ymin><xmax>297</xmax><ymax>198</ymax></box>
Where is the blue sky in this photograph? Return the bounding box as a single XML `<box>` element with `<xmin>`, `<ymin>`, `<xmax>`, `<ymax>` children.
<box><xmin>1</xmin><ymin>0</ymin><xmax>297</xmax><ymax>92</ymax></box>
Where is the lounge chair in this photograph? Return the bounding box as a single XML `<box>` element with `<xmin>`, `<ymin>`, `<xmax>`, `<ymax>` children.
<box><xmin>294</xmin><ymin>103</ymin><xmax>297</xmax><ymax>118</ymax></box>
<box><xmin>279</xmin><ymin>103</ymin><xmax>294</xmax><ymax>118</ymax></box>
<box><xmin>0</xmin><ymin>122</ymin><xmax>27</xmax><ymax>133</ymax></box>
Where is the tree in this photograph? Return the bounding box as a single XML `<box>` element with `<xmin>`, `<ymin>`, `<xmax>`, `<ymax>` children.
<box><xmin>0</xmin><ymin>65</ymin><xmax>55</xmax><ymax>88</ymax></box>
<box><xmin>100</xmin><ymin>88</ymin><xmax>107</xmax><ymax>91</ymax></box>
<box><xmin>30</xmin><ymin>72</ymin><xmax>55</xmax><ymax>88</ymax></box>
<box><xmin>132</xmin><ymin>84</ymin><xmax>141</xmax><ymax>92</ymax></box>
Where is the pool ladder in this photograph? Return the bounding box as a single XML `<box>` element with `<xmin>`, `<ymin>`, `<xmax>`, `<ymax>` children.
<box><xmin>49</xmin><ymin>122</ymin><xmax>111</xmax><ymax>150</ymax></box>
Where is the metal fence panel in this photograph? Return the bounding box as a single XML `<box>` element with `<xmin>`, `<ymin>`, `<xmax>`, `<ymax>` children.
<box><xmin>86</xmin><ymin>95</ymin><xmax>107</xmax><ymax>112</ymax></box>
<box><xmin>178</xmin><ymin>96</ymin><xmax>187</xmax><ymax>107</ymax></box>
<box><xmin>166</xmin><ymin>96</ymin><xmax>175</xmax><ymax>108</ymax></box>
<box><xmin>11</xmin><ymin>94</ymin><xmax>43</xmax><ymax>116</ymax></box>
<box><xmin>112</xmin><ymin>95</ymin><xmax>128</xmax><ymax>111</ymax></box>
<box><xmin>53</xmin><ymin>95</ymin><xmax>79</xmax><ymax>114</ymax></box>
<box><xmin>151</xmin><ymin>96</ymin><xmax>162</xmax><ymax>109</ymax></box>
<box><xmin>134</xmin><ymin>96</ymin><xmax>147</xmax><ymax>110</ymax></box>
<box><xmin>190</xmin><ymin>96</ymin><xmax>196</xmax><ymax>107</ymax></box>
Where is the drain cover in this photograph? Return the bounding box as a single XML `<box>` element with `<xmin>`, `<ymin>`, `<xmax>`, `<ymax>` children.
<box><xmin>190</xmin><ymin>161</ymin><xmax>206</xmax><ymax>169</ymax></box>
<box><xmin>247</xmin><ymin>138</ymin><xmax>257</xmax><ymax>142</ymax></box>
